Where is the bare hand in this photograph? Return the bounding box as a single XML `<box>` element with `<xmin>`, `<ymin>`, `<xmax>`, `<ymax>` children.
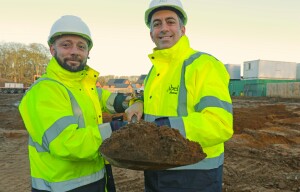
<box><xmin>125</xmin><ymin>101</ymin><xmax>143</xmax><ymax>123</ymax></box>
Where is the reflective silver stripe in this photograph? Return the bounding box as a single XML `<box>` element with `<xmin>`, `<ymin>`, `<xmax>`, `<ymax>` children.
<box><xmin>178</xmin><ymin>52</ymin><xmax>204</xmax><ymax>116</ymax></box>
<box><xmin>176</xmin><ymin>53</ymin><xmax>226</xmax><ymax>170</ymax></box>
<box><xmin>32</xmin><ymin>168</ymin><xmax>105</xmax><ymax>191</ymax></box>
<box><xmin>28</xmin><ymin>116</ymin><xmax>77</xmax><ymax>152</ymax></box>
<box><xmin>98</xmin><ymin>123</ymin><xmax>112</xmax><ymax>141</ymax></box>
<box><xmin>143</xmin><ymin>113</ymin><xmax>157</xmax><ymax>122</ymax></box>
<box><xmin>144</xmin><ymin>53</ymin><xmax>204</xmax><ymax>137</ymax></box>
<box><xmin>29</xmin><ymin>136</ymin><xmax>47</xmax><ymax>152</ymax></box>
<box><xmin>144</xmin><ymin>53</ymin><xmax>226</xmax><ymax>171</ymax></box>
<box><xmin>169</xmin><ymin>117</ymin><xmax>185</xmax><ymax>137</ymax></box>
<box><xmin>194</xmin><ymin>96</ymin><xmax>233</xmax><ymax>114</ymax></box>
<box><xmin>106</xmin><ymin>93</ymin><xmax>117</xmax><ymax>114</ymax></box>
<box><xmin>170</xmin><ymin>152</ymin><xmax>224</xmax><ymax>170</ymax></box>
<box><xmin>144</xmin><ymin>114</ymin><xmax>186</xmax><ymax>137</ymax></box>
<box><xmin>96</xmin><ymin>87</ymin><xmax>103</xmax><ymax>100</ymax></box>
<box><xmin>26</xmin><ymin>78</ymin><xmax>86</xmax><ymax>152</ymax></box>
<box><xmin>27</xmin><ymin>77</ymin><xmax>85</xmax><ymax>128</ymax></box>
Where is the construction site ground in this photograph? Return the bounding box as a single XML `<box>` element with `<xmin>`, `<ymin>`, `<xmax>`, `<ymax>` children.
<box><xmin>0</xmin><ymin>94</ymin><xmax>299</xmax><ymax>192</ymax></box>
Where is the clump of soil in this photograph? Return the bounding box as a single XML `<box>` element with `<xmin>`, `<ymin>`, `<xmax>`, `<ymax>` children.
<box><xmin>100</xmin><ymin>120</ymin><xmax>206</xmax><ymax>170</ymax></box>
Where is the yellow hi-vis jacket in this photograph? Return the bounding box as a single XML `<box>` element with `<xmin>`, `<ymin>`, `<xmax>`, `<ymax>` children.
<box><xmin>144</xmin><ymin>35</ymin><xmax>233</xmax><ymax>170</ymax></box>
<box><xmin>19</xmin><ymin>58</ymin><xmax>117</xmax><ymax>191</ymax></box>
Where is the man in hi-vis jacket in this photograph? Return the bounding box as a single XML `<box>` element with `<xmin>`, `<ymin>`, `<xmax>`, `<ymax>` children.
<box><xmin>143</xmin><ymin>0</ymin><xmax>234</xmax><ymax>191</ymax></box>
<box><xmin>19</xmin><ymin>15</ymin><xmax>143</xmax><ymax>192</ymax></box>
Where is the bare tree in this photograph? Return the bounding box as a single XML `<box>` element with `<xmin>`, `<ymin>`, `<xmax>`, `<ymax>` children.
<box><xmin>0</xmin><ymin>42</ymin><xmax>50</xmax><ymax>86</ymax></box>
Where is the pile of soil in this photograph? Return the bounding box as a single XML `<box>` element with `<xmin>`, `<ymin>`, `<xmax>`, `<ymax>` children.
<box><xmin>100</xmin><ymin>120</ymin><xmax>206</xmax><ymax>170</ymax></box>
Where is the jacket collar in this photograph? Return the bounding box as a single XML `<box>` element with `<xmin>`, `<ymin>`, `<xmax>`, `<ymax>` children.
<box><xmin>45</xmin><ymin>57</ymin><xmax>99</xmax><ymax>87</ymax></box>
<box><xmin>149</xmin><ymin>35</ymin><xmax>190</xmax><ymax>62</ymax></box>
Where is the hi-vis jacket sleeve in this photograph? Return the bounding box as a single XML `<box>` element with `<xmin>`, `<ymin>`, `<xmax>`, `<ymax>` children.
<box><xmin>19</xmin><ymin>81</ymin><xmax>102</xmax><ymax>161</ymax></box>
<box><xmin>170</xmin><ymin>55</ymin><xmax>233</xmax><ymax>149</ymax></box>
<box><xmin>97</xmin><ymin>88</ymin><xmax>127</xmax><ymax>114</ymax></box>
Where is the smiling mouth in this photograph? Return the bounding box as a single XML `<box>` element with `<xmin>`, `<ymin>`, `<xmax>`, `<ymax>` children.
<box><xmin>67</xmin><ymin>60</ymin><xmax>80</xmax><ymax>65</ymax></box>
<box><xmin>159</xmin><ymin>36</ymin><xmax>172</xmax><ymax>39</ymax></box>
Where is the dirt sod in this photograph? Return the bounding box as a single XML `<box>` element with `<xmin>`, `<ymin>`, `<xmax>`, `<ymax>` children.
<box><xmin>100</xmin><ymin>120</ymin><xmax>206</xmax><ymax>170</ymax></box>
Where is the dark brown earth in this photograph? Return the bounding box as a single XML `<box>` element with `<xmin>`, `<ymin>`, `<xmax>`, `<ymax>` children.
<box><xmin>100</xmin><ymin>120</ymin><xmax>206</xmax><ymax>170</ymax></box>
<box><xmin>0</xmin><ymin>94</ymin><xmax>299</xmax><ymax>192</ymax></box>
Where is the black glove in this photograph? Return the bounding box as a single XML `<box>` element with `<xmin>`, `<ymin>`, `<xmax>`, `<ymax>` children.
<box><xmin>154</xmin><ymin>117</ymin><xmax>171</xmax><ymax>127</ymax></box>
<box><xmin>110</xmin><ymin>120</ymin><xmax>127</xmax><ymax>132</ymax></box>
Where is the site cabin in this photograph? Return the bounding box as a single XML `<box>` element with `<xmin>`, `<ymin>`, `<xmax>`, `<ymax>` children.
<box><xmin>225</xmin><ymin>64</ymin><xmax>241</xmax><ymax>80</ymax></box>
<box><xmin>243</xmin><ymin>60</ymin><xmax>300</xmax><ymax>80</ymax></box>
<box><xmin>0</xmin><ymin>83</ymin><xmax>27</xmax><ymax>94</ymax></box>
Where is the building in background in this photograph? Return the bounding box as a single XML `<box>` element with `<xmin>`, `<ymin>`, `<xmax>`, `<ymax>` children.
<box><xmin>136</xmin><ymin>75</ymin><xmax>147</xmax><ymax>86</ymax></box>
<box><xmin>101</xmin><ymin>74</ymin><xmax>146</xmax><ymax>94</ymax></box>
<box><xmin>102</xmin><ymin>78</ymin><xmax>132</xmax><ymax>94</ymax></box>
<box><xmin>226</xmin><ymin>60</ymin><xmax>300</xmax><ymax>97</ymax></box>
<box><xmin>225</xmin><ymin>64</ymin><xmax>244</xmax><ymax>96</ymax></box>
<box><xmin>242</xmin><ymin>60</ymin><xmax>299</xmax><ymax>97</ymax></box>
<box><xmin>243</xmin><ymin>60</ymin><xmax>298</xmax><ymax>80</ymax></box>
<box><xmin>225</xmin><ymin>64</ymin><xmax>241</xmax><ymax>80</ymax></box>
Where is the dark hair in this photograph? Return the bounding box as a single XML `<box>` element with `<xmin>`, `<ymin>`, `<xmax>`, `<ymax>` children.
<box><xmin>148</xmin><ymin>6</ymin><xmax>184</xmax><ymax>25</ymax></box>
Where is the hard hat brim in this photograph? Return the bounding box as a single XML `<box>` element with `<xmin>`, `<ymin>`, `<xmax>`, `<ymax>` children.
<box><xmin>145</xmin><ymin>5</ymin><xmax>187</xmax><ymax>28</ymax></box>
<box><xmin>48</xmin><ymin>32</ymin><xmax>93</xmax><ymax>50</ymax></box>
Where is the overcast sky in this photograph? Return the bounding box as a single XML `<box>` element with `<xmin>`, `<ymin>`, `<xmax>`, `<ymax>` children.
<box><xmin>1</xmin><ymin>0</ymin><xmax>299</xmax><ymax>76</ymax></box>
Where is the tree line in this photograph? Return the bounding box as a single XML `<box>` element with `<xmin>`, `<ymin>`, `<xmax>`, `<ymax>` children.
<box><xmin>0</xmin><ymin>42</ymin><xmax>141</xmax><ymax>87</ymax></box>
<box><xmin>0</xmin><ymin>42</ymin><xmax>50</xmax><ymax>86</ymax></box>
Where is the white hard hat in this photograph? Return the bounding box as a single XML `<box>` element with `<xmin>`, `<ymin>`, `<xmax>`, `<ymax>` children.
<box><xmin>145</xmin><ymin>0</ymin><xmax>187</xmax><ymax>28</ymax></box>
<box><xmin>48</xmin><ymin>15</ymin><xmax>93</xmax><ymax>50</ymax></box>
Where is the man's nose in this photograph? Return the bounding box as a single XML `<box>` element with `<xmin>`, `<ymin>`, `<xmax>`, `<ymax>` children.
<box><xmin>70</xmin><ymin>45</ymin><xmax>80</xmax><ymax>54</ymax></box>
<box><xmin>160</xmin><ymin>22</ymin><xmax>169</xmax><ymax>32</ymax></box>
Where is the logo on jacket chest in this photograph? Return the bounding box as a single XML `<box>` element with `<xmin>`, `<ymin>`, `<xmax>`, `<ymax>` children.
<box><xmin>167</xmin><ymin>84</ymin><xmax>179</xmax><ymax>95</ymax></box>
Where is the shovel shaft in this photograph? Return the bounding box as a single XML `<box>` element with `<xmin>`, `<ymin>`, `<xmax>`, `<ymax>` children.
<box><xmin>131</xmin><ymin>114</ymin><xmax>138</xmax><ymax>123</ymax></box>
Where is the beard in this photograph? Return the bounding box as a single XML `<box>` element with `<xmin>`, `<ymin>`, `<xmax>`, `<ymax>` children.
<box><xmin>54</xmin><ymin>54</ymin><xmax>87</xmax><ymax>72</ymax></box>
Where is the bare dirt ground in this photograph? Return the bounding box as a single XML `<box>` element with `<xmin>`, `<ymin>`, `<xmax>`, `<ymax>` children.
<box><xmin>0</xmin><ymin>94</ymin><xmax>299</xmax><ymax>192</ymax></box>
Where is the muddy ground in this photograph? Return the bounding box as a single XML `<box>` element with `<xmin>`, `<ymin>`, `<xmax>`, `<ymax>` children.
<box><xmin>0</xmin><ymin>94</ymin><xmax>299</xmax><ymax>192</ymax></box>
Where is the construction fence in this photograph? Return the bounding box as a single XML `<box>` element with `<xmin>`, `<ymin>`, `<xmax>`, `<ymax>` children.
<box><xmin>267</xmin><ymin>82</ymin><xmax>300</xmax><ymax>98</ymax></box>
<box><xmin>229</xmin><ymin>79</ymin><xmax>300</xmax><ymax>97</ymax></box>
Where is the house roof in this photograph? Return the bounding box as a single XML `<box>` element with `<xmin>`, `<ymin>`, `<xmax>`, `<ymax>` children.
<box><xmin>114</xmin><ymin>84</ymin><xmax>131</xmax><ymax>88</ymax></box>
<box><xmin>136</xmin><ymin>75</ymin><xmax>147</xmax><ymax>84</ymax></box>
<box><xmin>107</xmin><ymin>79</ymin><xmax>128</xmax><ymax>86</ymax></box>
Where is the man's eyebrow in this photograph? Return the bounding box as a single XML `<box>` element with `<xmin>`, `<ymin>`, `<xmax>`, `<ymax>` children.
<box><xmin>165</xmin><ymin>16</ymin><xmax>176</xmax><ymax>20</ymax></box>
<box><xmin>77</xmin><ymin>41</ymin><xmax>87</xmax><ymax>44</ymax></box>
<box><xmin>152</xmin><ymin>18</ymin><xmax>161</xmax><ymax>23</ymax></box>
<box><xmin>58</xmin><ymin>39</ymin><xmax>71</xmax><ymax>44</ymax></box>
<box><xmin>152</xmin><ymin>16</ymin><xmax>176</xmax><ymax>23</ymax></box>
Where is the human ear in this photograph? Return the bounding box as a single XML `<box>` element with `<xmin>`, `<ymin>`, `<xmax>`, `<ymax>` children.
<box><xmin>181</xmin><ymin>26</ymin><xmax>186</xmax><ymax>36</ymax></box>
<box><xmin>150</xmin><ymin>32</ymin><xmax>154</xmax><ymax>43</ymax></box>
<box><xmin>50</xmin><ymin>45</ymin><xmax>56</xmax><ymax>56</ymax></box>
